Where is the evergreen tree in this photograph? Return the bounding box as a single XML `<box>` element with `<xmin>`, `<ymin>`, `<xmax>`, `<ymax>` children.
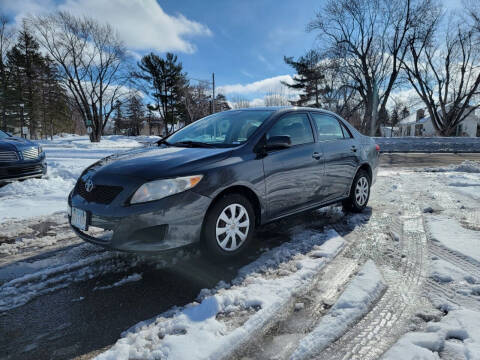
<box><xmin>282</xmin><ymin>50</ymin><xmax>325</xmax><ymax>107</ymax></box>
<box><xmin>112</xmin><ymin>100</ymin><xmax>124</xmax><ymax>135</ymax></box>
<box><xmin>401</xmin><ymin>106</ymin><xmax>409</xmax><ymax>120</ymax></box>
<box><xmin>125</xmin><ymin>94</ymin><xmax>144</xmax><ymax>136</ymax></box>
<box><xmin>6</xmin><ymin>24</ymin><xmax>45</xmax><ymax>138</ymax></box>
<box><xmin>135</xmin><ymin>52</ymin><xmax>188</xmax><ymax>136</ymax></box>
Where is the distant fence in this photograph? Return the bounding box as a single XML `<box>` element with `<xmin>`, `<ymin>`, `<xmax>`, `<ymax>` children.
<box><xmin>374</xmin><ymin>137</ymin><xmax>480</xmax><ymax>153</ymax></box>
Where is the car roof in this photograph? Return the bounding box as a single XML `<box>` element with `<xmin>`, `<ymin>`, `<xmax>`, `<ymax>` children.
<box><xmin>227</xmin><ymin>106</ymin><xmax>343</xmax><ymax>118</ymax></box>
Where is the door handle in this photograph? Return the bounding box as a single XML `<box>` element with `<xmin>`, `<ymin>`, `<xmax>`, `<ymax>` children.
<box><xmin>312</xmin><ymin>152</ymin><xmax>322</xmax><ymax>160</ymax></box>
<box><xmin>351</xmin><ymin>146</ymin><xmax>357</xmax><ymax>152</ymax></box>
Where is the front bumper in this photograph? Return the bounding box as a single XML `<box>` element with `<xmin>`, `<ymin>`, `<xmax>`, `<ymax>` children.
<box><xmin>0</xmin><ymin>158</ymin><xmax>47</xmax><ymax>183</ymax></box>
<box><xmin>69</xmin><ymin>189</ymin><xmax>212</xmax><ymax>253</ymax></box>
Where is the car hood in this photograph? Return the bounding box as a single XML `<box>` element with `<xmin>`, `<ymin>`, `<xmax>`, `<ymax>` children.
<box><xmin>87</xmin><ymin>145</ymin><xmax>233</xmax><ymax>181</ymax></box>
<box><xmin>0</xmin><ymin>136</ymin><xmax>36</xmax><ymax>151</ymax></box>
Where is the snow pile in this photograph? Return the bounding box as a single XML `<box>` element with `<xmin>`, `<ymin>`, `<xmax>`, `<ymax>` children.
<box><xmin>290</xmin><ymin>260</ymin><xmax>386</xmax><ymax>360</ymax></box>
<box><xmin>426</xmin><ymin>216</ymin><xmax>480</xmax><ymax>263</ymax></box>
<box><xmin>95</xmin><ymin>230</ymin><xmax>346</xmax><ymax>360</ymax></box>
<box><xmin>382</xmin><ymin>309</ymin><xmax>480</xmax><ymax>360</ymax></box>
<box><xmin>37</xmin><ymin>134</ymin><xmax>157</xmax><ymax>150</ymax></box>
<box><xmin>375</xmin><ymin>137</ymin><xmax>480</xmax><ymax>153</ymax></box>
<box><xmin>0</xmin><ymin>244</ymin><xmax>141</xmax><ymax>311</ymax></box>
<box><xmin>94</xmin><ymin>273</ymin><xmax>143</xmax><ymax>291</ymax></box>
<box><xmin>423</xmin><ymin>160</ymin><xmax>480</xmax><ymax>173</ymax></box>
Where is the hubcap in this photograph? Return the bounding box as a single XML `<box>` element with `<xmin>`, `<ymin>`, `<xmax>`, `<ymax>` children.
<box><xmin>215</xmin><ymin>203</ymin><xmax>250</xmax><ymax>251</ymax></box>
<box><xmin>355</xmin><ymin>176</ymin><xmax>369</xmax><ymax>206</ymax></box>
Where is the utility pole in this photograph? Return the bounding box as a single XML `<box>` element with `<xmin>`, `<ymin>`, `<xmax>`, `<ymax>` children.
<box><xmin>212</xmin><ymin>72</ymin><xmax>215</xmax><ymax>114</ymax></box>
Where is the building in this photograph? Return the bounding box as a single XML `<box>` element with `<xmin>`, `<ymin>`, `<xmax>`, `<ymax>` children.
<box><xmin>397</xmin><ymin>107</ymin><xmax>480</xmax><ymax>137</ymax></box>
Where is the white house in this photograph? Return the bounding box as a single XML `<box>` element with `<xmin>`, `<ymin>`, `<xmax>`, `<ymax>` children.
<box><xmin>397</xmin><ymin>107</ymin><xmax>480</xmax><ymax>137</ymax></box>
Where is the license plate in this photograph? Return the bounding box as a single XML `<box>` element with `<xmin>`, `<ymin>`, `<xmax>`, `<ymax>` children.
<box><xmin>71</xmin><ymin>207</ymin><xmax>88</xmax><ymax>231</ymax></box>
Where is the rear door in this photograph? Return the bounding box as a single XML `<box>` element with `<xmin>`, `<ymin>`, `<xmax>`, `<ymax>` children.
<box><xmin>310</xmin><ymin>112</ymin><xmax>359</xmax><ymax>201</ymax></box>
<box><xmin>262</xmin><ymin>112</ymin><xmax>324</xmax><ymax>219</ymax></box>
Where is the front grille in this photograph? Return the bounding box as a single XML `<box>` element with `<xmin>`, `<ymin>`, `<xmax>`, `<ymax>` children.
<box><xmin>22</xmin><ymin>147</ymin><xmax>39</xmax><ymax>160</ymax></box>
<box><xmin>0</xmin><ymin>151</ymin><xmax>18</xmax><ymax>163</ymax></box>
<box><xmin>75</xmin><ymin>179</ymin><xmax>123</xmax><ymax>205</ymax></box>
<box><xmin>7</xmin><ymin>164</ymin><xmax>43</xmax><ymax>176</ymax></box>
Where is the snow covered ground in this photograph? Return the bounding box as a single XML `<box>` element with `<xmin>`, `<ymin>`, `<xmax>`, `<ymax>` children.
<box><xmin>375</xmin><ymin>137</ymin><xmax>480</xmax><ymax>153</ymax></box>
<box><xmin>1</xmin><ymin>135</ymin><xmax>480</xmax><ymax>360</ymax></box>
<box><xmin>0</xmin><ymin>134</ymin><xmax>158</xmax><ymax>223</ymax></box>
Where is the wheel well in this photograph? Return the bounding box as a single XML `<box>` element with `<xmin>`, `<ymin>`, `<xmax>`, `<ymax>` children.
<box><xmin>207</xmin><ymin>186</ymin><xmax>262</xmax><ymax>226</ymax></box>
<box><xmin>358</xmin><ymin>163</ymin><xmax>372</xmax><ymax>182</ymax></box>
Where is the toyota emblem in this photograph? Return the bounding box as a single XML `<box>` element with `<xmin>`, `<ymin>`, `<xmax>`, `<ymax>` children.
<box><xmin>85</xmin><ymin>179</ymin><xmax>94</xmax><ymax>192</ymax></box>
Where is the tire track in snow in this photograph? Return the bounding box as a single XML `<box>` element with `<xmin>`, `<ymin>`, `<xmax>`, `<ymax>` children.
<box><xmin>316</xmin><ymin>212</ymin><xmax>428</xmax><ymax>360</ymax></box>
<box><xmin>424</xmin><ymin>236</ymin><xmax>480</xmax><ymax>313</ymax></box>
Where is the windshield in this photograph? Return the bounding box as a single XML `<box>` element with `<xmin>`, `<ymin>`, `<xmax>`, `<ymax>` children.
<box><xmin>0</xmin><ymin>130</ymin><xmax>10</xmax><ymax>139</ymax></box>
<box><xmin>166</xmin><ymin>110</ymin><xmax>273</xmax><ymax>147</ymax></box>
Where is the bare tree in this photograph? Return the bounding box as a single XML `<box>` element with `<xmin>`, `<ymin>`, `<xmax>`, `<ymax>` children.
<box><xmin>264</xmin><ymin>87</ymin><xmax>292</xmax><ymax>106</ymax></box>
<box><xmin>401</xmin><ymin>9</ymin><xmax>480</xmax><ymax>135</ymax></box>
<box><xmin>183</xmin><ymin>81</ymin><xmax>211</xmax><ymax>124</ymax></box>
<box><xmin>231</xmin><ymin>96</ymin><xmax>250</xmax><ymax>109</ymax></box>
<box><xmin>308</xmin><ymin>0</ymin><xmax>430</xmax><ymax>135</ymax></box>
<box><xmin>31</xmin><ymin>12</ymin><xmax>129</xmax><ymax>142</ymax></box>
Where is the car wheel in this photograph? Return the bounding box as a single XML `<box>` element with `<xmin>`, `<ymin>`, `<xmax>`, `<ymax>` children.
<box><xmin>202</xmin><ymin>193</ymin><xmax>255</xmax><ymax>260</ymax></box>
<box><xmin>343</xmin><ymin>170</ymin><xmax>370</xmax><ymax>213</ymax></box>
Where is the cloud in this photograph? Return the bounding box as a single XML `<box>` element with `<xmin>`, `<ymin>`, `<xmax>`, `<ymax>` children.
<box><xmin>218</xmin><ymin>75</ymin><xmax>294</xmax><ymax>95</ymax></box>
<box><xmin>4</xmin><ymin>0</ymin><xmax>212</xmax><ymax>53</ymax></box>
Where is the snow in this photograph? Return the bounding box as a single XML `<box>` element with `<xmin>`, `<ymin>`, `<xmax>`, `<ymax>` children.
<box><xmin>290</xmin><ymin>260</ymin><xmax>386</xmax><ymax>360</ymax></box>
<box><xmin>0</xmin><ymin>135</ymin><xmax>153</xmax><ymax>223</ymax></box>
<box><xmin>423</xmin><ymin>160</ymin><xmax>480</xmax><ymax>173</ymax></box>
<box><xmin>375</xmin><ymin>137</ymin><xmax>480</xmax><ymax>153</ymax></box>
<box><xmin>382</xmin><ymin>310</ymin><xmax>480</xmax><ymax>360</ymax></box>
<box><xmin>425</xmin><ymin>216</ymin><xmax>480</xmax><ymax>263</ymax></box>
<box><xmin>430</xmin><ymin>258</ymin><xmax>476</xmax><ymax>285</ymax></box>
<box><xmin>95</xmin><ymin>230</ymin><xmax>346</xmax><ymax>360</ymax></box>
<box><xmin>94</xmin><ymin>273</ymin><xmax>143</xmax><ymax>291</ymax></box>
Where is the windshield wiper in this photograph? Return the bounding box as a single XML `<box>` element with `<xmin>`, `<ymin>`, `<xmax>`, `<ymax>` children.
<box><xmin>171</xmin><ymin>141</ymin><xmax>216</xmax><ymax>148</ymax></box>
<box><xmin>157</xmin><ymin>139</ymin><xmax>172</xmax><ymax>147</ymax></box>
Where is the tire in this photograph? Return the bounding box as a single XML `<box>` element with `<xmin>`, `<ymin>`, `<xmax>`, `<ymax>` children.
<box><xmin>342</xmin><ymin>170</ymin><xmax>371</xmax><ymax>213</ymax></box>
<box><xmin>202</xmin><ymin>193</ymin><xmax>255</xmax><ymax>260</ymax></box>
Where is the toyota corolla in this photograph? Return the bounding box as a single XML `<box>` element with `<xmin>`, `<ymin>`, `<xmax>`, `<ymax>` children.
<box><xmin>68</xmin><ymin>107</ymin><xmax>379</xmax><ymax>259</ymax></box>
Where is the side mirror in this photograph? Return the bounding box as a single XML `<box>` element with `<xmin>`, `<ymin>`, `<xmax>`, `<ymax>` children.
<box><xmin>264</xmin><ymin>135</ymin><xmax>291</xmax><ymax>151</ymax></box>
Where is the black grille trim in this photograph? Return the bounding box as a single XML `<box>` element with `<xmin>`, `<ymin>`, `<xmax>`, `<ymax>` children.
<box><xmin>75</xmin><ymin>179</ymin><xmax>123</xmax><ymax>205</ymax></box>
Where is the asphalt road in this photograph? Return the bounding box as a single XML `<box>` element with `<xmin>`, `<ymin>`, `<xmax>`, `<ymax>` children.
<box><xmin>1</xmin><ymin>153</ymin><xmax>478</xmax><ymax>360</ymax></box>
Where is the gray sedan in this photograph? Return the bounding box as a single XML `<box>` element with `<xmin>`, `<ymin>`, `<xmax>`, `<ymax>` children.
<box><xmin>68</xmin><ymin>107</ymin><xmax>379</xmax><ymax>259</ymax></box>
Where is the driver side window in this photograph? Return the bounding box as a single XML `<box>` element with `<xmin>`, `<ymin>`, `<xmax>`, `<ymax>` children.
<box><xmin>267</xmin><ymin>113</ymin><xmax>314</xmax><ymax>146</ymax></box>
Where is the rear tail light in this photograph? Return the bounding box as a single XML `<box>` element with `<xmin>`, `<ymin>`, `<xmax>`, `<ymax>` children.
<box><xmin>375</xmin><ymin>144</ymin><xmax>380</xmax><ymax>152</ymax></box>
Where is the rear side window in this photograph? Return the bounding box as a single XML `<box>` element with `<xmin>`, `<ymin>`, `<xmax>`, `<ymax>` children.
<box><xmin>267</xmin><ymin>113</ymin><xmax>314</xmax><ymax>146</ymax></box>
<box><xmin>311</xmin><ymin>113</ymin><xmax>344</xmax><ymax>141</ymax></box>
<box><xmin>340</xmin><ymin>122</ymin><xmax>353</xmax><ymax>138</ymax></box>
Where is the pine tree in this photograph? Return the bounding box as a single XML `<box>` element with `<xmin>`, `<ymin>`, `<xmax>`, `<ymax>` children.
<box><xmin>125</xmin><ymin>94</ymin><xmax>144</xmax><ymax>136</ymax></box>
<box><xmin>6</xmin><ymin>24</ymin><xmax>45</xmax><ymax>138</ymax></box>
<box><xmin>135</xmin><ymin>52</ymin><xmax>188</xmax><ymax>136</ymax></box>
<box><xmin>282</xmin><ymin>50</ymin><xmax>325</xmax><ymax>107</ymax></box>
<box><xmin>112</xmin><ymin>100</ymin><xmax>124</xmax><ymax>135</ymax></box>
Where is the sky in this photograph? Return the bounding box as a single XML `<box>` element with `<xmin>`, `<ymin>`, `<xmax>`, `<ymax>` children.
<box><xmin>2</xmin><ymin>0</ymin><xmax>464</xmax><ymax>105</ymax></box>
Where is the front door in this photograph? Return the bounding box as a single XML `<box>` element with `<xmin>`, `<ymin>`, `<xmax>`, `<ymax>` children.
<box><xmin>262</xmin><ymin>113</ymin><xmax>324</xmax><ymax>219</ymax></box>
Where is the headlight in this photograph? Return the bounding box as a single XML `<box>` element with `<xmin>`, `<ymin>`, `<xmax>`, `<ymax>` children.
<box><xmin>130</xmin><ymin>175</ymin><xmax>203</xmax><ymax>204</ymax></box>
<box><xmin>38</xmin><ymin>146</ymin><xmax>43</xmax><ymax>154</ymax></box>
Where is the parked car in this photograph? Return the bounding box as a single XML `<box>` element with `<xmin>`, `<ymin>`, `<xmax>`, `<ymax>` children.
<box><xmin>68</xmin><ymin>107</ymin><xmax>380</xmax><ymax>259</ymax></box>
<box><xmin>0</xmin><ymin>130</ymin><xmax>47</xmax><ymax>184</ymax></box>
